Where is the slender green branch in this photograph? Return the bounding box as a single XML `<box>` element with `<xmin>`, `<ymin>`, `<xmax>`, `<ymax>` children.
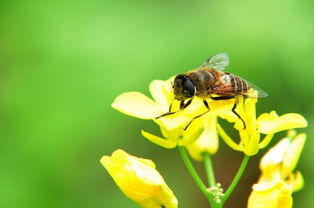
<box><xmin>178</xmin><ymin>146</ymin><xmax>211</xmax><ymax>201</ymax></box>
<box><xmin>221</xmin><ymin>154</ymin><xmax>250</xmax><ymax>205</ymax></box>
<box><xmin>178</xmin><ymin>146</ymin><xmax>222</xmax><ymax>208</ymax></box>
<box><xmin>203</xmin><ymin>152</ymin><xmax>216</xmax><ymax>187</ymax></box>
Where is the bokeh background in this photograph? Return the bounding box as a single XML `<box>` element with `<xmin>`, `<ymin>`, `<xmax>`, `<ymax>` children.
<box><xmin>1</xmin><ymin>0</ymin><xmax>313</xmax><ymax>207</ymax></box>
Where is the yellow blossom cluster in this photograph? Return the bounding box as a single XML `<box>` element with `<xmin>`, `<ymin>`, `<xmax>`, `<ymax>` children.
<box><xmin>248</xmin><ymin>130</ymin><xmax>306</xmax><ymax>208</ymax></box>
<box><xmin>101</xmin><ymin>77</ymin><xmax>307</xmax><ymax>208</ymax></box>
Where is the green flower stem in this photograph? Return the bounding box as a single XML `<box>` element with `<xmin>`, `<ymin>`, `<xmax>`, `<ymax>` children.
<box><xmin>178</xmin><ymin>146</ymin><xmax>210</xmax><ymax>200</ymax></box>
<box><xmin>178</xmin><ymin>146</ymin><xmax>221</xmax><ymax>208</ymax></box>
<box><xmin>221</xmin><ymin>154</ymin><xmax>250</xmax><ymax>205</ymax></box>
<box><xmin>203</xmin><ymin>152</ymin><xmax>216</xmax><ymax>187</ymax></box>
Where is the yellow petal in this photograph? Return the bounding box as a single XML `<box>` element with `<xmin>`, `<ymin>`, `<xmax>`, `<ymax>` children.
<box><xmin>156</xmin><ymin>114</ymin><xmax>192</xmax><ymax>131</ymax></box>
<box><xmin>155</xmin><ymin>98</ymin><xmax>205</xmax><ymax>131</ymax></box>
<box><xmin>258</xmin><ymin>134</ymin><xmax>274</xmax><ymax>149</ymax></box>
<box><xmin>159</xmin><ymin>185</ymin><xmax>179</xmax><ymax>208</ymax></box>
<box><xmin>112</xmin><ymin>170</ymin><xmax>157</xmax><ymax>201</ymax></box>
<box><xmin>282</xmin><ymin>134</ymin><xmax>306</xmax><ymax>178</ymax></box>
<box><xmin>243</xmin><ymin>98</ymin><xmax>257</xmax><ymax>129</ymax></box>
<box><xmin>101</xmin><ymin>150</ymin><xmax>163</xmax><ymax>186</ymax></box>
<box><xmin>100</xmin><ymin>155</ymin><xmax>119</xmax><ymax>175</ymax></box>
<box><xmin>286</xmin><ymin>171</ymin><xmax>304</xmax><ymax>192</ymax></box>
<box><xmin>149</xmin><ymin>79</ymin><xmax>173</xmax><ymax>111</ymax></box>
<box><xmin>159</xmin><ymin>115</ymin><xmax>204</xmax><ymax>147</ymax></box>
<box><xmin>213</xmin><ymin>98</ymin><xmax>238</xmax><ymax>122</ymax></box>
<box><xmin>178</xmin><ymin>126</ymin><xmax>204</xmax><ymax>146</ymax></box>
<box><xmin>112</xmin><ymin>92</ymin><xmax>162</xmax><ymax>119</ymax></box>
<box><xmin>217</xmin><ymin>124</ymin><xmax>242</xmax><ymax>152</ymax></box>
<box><xmin>258</xmin><ymin>112</ymin><xmax>307</xmax><ymax>134</ymax></box>
<box><xmin>260</xmin><ymin>139</ymin><xmax>290</xmax><ymax>171</ymax></box>
<box><xmin>209</xmin><ymin>98</ymin><xmax>235</xmax><ymax>111</ymax></box>
<box><xmin>178</xmin><ymin>116</ymin><xmax>206</xmax><ymax>146</ymax></box>
<box><xmin>141</xmin><ymin>130</ymin><xmax>177</xmax><ymax>149</ymax></box>
<box><xmin>186</xmin><ymin>128</ymin><xmax>218</xmax><ymax>161</ymax></box>
<box><xmin>248</xmin><ymin>181</ymin><xmax>292</xmax><ymax>208</ymax></box>
<box><xmin>229</xmin><ymin>97</ymin><xmax>257</xmax><ymax>130</ymax></box>
<box><xmin>187</xmin><ymin>113</ymin><xmax>219</xmax><ymax>161</ymax></box>
<box><xmin>101</xmin><ymin>150</ymin><xmax>161</xmax><ymax>201</ymax></box>
<box><xmin>138</xmin><ymin>184</ymin><xmax>179</xmax><ymax>208</ymax></box>
<box><xmin>100</xmin><ymin>149</ymin><xmax>178</xmax><ymax>208</ymax></box>
<box><xmin>240</xmin><ymin>129</ymin><xmax>260</xmax><ymax>156</ymax></box>
<box><xmin>101</xmin><ymin>149</ymin><xmax>129</xmax><ymax>175</ymax></box>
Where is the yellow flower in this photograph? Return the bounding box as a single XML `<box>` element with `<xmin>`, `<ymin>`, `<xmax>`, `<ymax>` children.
<box><xmin>247</xmin><ymin>131</ymin><xmax>306</xmax><ymax>208</ymax></box>
<box><xmin>112</xmin><ymin>78</ymin><xmax>234</xmax><ymax>149</ymax></box>
<box><xmin>247</xmin><ymin>181</ymin><xmax>293</xmax><ymax>208</ymax></box>
<box><xmin>186</xmin><ymin>112</ymin><xmax>219</xmax><ymax>161</ymax></box>
<box><xmin>101</xmin><ymin>149</ymin><xmax>178</xmax><ymax>208</ymax></box>
<box><xmin>217</xmin><ymin>97</ymin><xmax>307</xmax><ymax>156</ymax></box>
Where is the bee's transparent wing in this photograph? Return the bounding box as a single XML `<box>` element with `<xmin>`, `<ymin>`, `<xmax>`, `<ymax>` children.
<box><xmin>199</xmin><ymin>52</ymin><xmax>230</xmax><ymax>70</ymax></box>
<box><xmin>244</xmin><ymin>79</ymin><xmax>268</xmax><ymax>98</ymax></box>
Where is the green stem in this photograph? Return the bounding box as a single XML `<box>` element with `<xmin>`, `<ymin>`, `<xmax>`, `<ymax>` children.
<box><xmin>203</xmin><ymin>152</ymin><xmax>216</xmax><ymax>187</ymax></box>
<box><xmin>178</xmin><ymin>146</ymin><xmax>222</xmax><ymax>208</ymax></box>
<box><xmin>221</xmin><ymin>154</ymin><xmax>250</xmax><ymax>205</ymax></box>
<box><xmin>178</xmin><ymin>146</ymin><xmax>211</xmax><ymax>201</ymax></box>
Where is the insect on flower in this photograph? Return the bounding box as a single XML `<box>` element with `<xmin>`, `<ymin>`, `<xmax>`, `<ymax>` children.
<box><xmin>156</xmin><ymin>52</ymin><xmax>268</xmax><ymax>130</ymax></box>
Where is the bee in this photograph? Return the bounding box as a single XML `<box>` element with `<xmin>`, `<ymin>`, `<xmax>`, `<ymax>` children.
<box><xmin>157</xmin><ymin>52</ymin><xmax>268</xmax><ymax>130</ymax></box>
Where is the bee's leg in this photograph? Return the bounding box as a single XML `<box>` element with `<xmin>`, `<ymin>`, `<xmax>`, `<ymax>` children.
<box><xmin>180</xmin><ymin>100</ymin><xmax>185</xmax><ymax>109</ymax></box>
<box><xmin>210</xmin><ymin>96</ymin><xmax>246</xmax><ymax>129</ymax></box>
<box><xmin>231</xmin><ymin>101</ymin><xmax>246</xmax><ymax>129</ymax></box>
<box><xmin>210</xmin><ymin>96</ymin><xmax>234</xmax><ymax>100</ymax></box>
<box><xmin>203</xmin><ymin>99</ymin><xmax>210</xmax><ymax>109</ymax></box>
<box><xmin>155</xmin><ymin>100</ymin><xmax>192</xmax><ymax>119</ymax></box>
<box><xmin>184</xmin><ymin>100</ymin><xmax>210</xmax><ymax>130</ymax></box>
<box><xmin>168</xmin><ymin>100</ymin><xmax>173</xmax><ymax>112</ymax></box>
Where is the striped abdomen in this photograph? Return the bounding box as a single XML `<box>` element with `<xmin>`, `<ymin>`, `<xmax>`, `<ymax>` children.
<box><xmin>213</xmin><ymin>72</ymin><xmax>250</xmax><ymax>97</ymax></box>
<box><xmin>230</xmin><ymin>73</ymin><xmax>249</xmax><ymax>94</ymax></box>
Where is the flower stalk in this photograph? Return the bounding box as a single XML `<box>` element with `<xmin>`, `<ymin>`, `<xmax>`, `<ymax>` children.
<box><xmin>179</xmin><ymin>146</ymin><xmax>222</xmax><ymax>208</ymax></box>
<box><xmin>221</xmin><ymin>155</ymin><xmax>250</xmax><ymax>205</ymax></box>
<box><xmin>178</xmin><ymin>146</ymin><xmax>211</xmax><ymax>201</ymax></box>
<box><xmin>203</xmin><ymin>152</ymin><xmax>216</xmax><ymax>187</ymax></box>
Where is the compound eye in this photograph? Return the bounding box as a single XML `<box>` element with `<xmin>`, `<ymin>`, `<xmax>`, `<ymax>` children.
<box><xmin>182</xmin><ymin>80</ymin><xmax>195</xmax><ymax>98</ymax></box>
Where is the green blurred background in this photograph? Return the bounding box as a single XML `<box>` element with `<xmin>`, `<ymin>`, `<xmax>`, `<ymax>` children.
<box><xmin>1</xmin><ymin>0</ymin><xmax>313</xmax><ymax>207</ymax></box>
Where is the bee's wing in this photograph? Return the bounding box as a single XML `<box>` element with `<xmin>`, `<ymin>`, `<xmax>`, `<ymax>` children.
<box><xmin>243</xmin><ymin>79</ymin><xmax>268</xmax><ymax>98</ymax></box>
<box><xmin>199</xmin><ymin>52</ymin><xmax>230</xmax><ymax>70</ymax></box>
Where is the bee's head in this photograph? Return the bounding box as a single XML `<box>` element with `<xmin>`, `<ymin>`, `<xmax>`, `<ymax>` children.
<box><xmin>173</xmin><ymin>74</ymin><xmax>196</xmax><ymax>100</ymax></box>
